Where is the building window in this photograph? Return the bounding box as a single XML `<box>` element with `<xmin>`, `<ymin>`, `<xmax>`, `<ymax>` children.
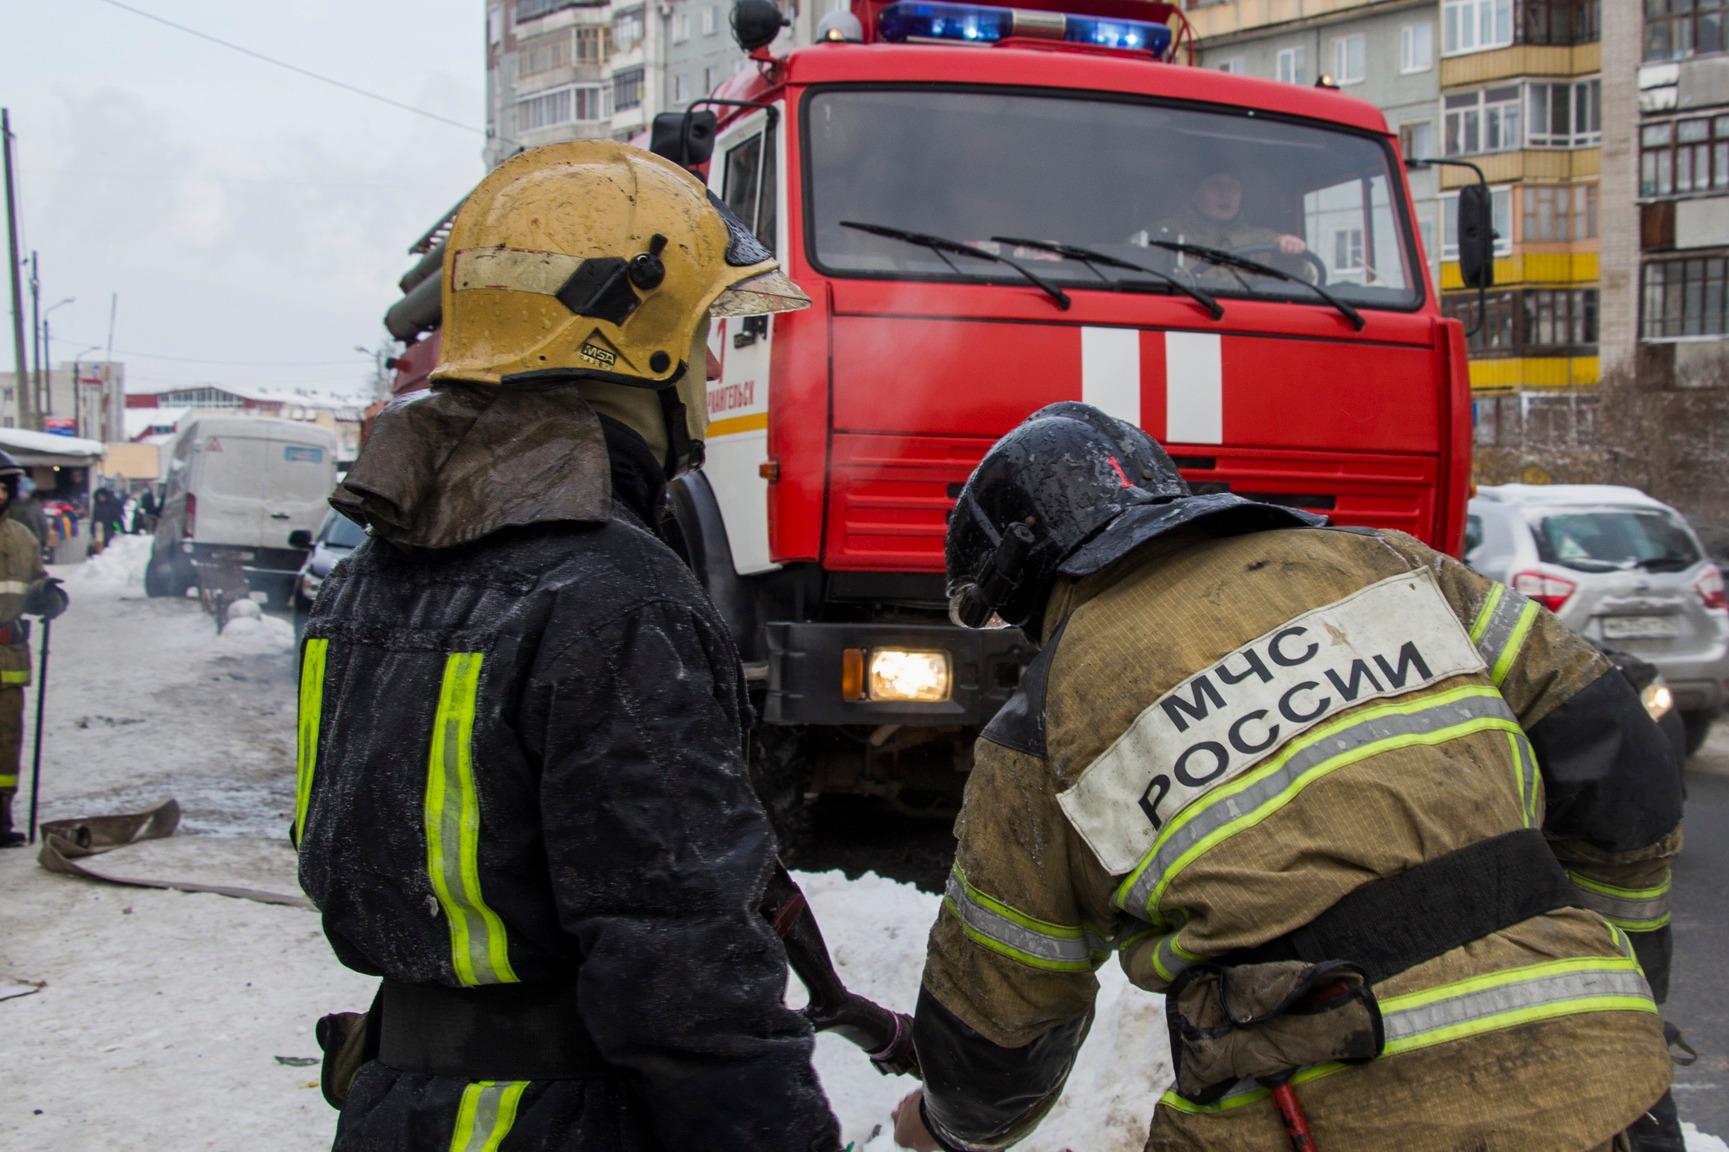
<box><xmin>515</xmin><ymin>0</ymin><xmax>579</xmax><ymax>23</ymax></box>
<box><xmin>1525</xmin><ymin>80</ymin><xmax>1600</xmax><ymax>148</ymax></box>
<box><xmin>1641</xmin><ymin>115</ymin><xmax>1729</xmax><ymax>197</ymax></box>
<box><xmin>613</xmin><ymin>6</ymin><xmax>645</xmax><ymax>52</ymax></box>
<box><xmin>1441</xmin><ymin>186</ymin><xmax>1514</xmax><ymax>258</ymax></box>
<box><xmin>517</xmin><ymin>30</ymin><xmax>573</xmax><ymax>78</ymax></box>
<box><xmin>575</xmin><ymin>26</ymin><xmax>609</xmax><ymax>65</ymax></box>
<box><xmin>1443</xmin><ymin>291</ymin><xmax>1518</xmax><ymax>354</ymax></box>
<box><xmin>1332</xmin><ymin>35</ymin><xmax>1365</xmax><ymax>84</ymax></box>
<box><xmin>704</xmin><ymin>64</ymin><xmax>719</xmax><ymax>93</ymax></box>
<box><xmin>1521</xmin><ymin>183</ymin><xmax>1598</xmax><ymax>242</ymax></box>
<box><xmin>1400</xmin><ymin>119</ymin><xmax>1436</xmax><ymax>161</ymax></box>
<box><xmin>1520</xmin><ymin>0</ymin><xmax>1599</xmax><ymax>46</ymax></box>
<box><xmin>1643</xmin><ymin>255</ymin><xmax>1729</xmax><ymax>339</ymax></box>
<box><xmin>514</xmin><ymin>85</ymin><xmax>606</xmax><ymax>131</ymax></box>
<box><xmin>614</xmin><ymin>67</ymin><xmax>644</xmax><ymax>111</ymax></box>
<box><xmin>1524</xmin><ymin>288</ymin><xmax>1598</xmax><ymax>348</ymax></box>
<box><xmin>1215</xmin><ymin>56</ymin><xmax>1245</xmax><ymax>74</ymax></box>
<box><xmin>674</xmin><ymin>73</ymin><xmax>691</xmax><ymax>104</ymax></box>
<box><xmin>1444</xmin><ymin>86</ymin><xmax>1522</xmax><ymax>155</ymax></box>
<box><xmin>1645</xmin><ymin>0</ymin><xmax>1729</xmax><ymax>62</ymax></box>
<box><xmin>1332</xmin><ymin>228</ymin><xmax>1366</xmax><ymax>271</ymax></box>
<box><xmin>1443</xmin><ymin>0</ymin><xmax>1513</xmax><ymax>56</ymax></box>
<box><xmin>703</xmin><ymin>4</ymin><xmax>719</xmax><ymax>34</ymax></box>
<box><xmin>1276</xmin><ymin>46</ymin><xmax>1306</xmax><ymax>85</ymax></box>
<box><xmin>1401</xmin><ymin>22</ymin><xmax>1435</xmax><ymax>72</ymax></box>
<box><xmin>673</xmin><ymin>12</ymin><xmax>691</xmax><ymax>42</ymax></box>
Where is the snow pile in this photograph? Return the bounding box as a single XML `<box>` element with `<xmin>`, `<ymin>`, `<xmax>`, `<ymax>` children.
<box><xmin>1690</xmin><ymin>1124</ymin><xmax>1729</xmax><ymax>1152</ymax></box>
<box><xmin>796</xmin><ymin>869</ymin><xmax>1173</xmax><ymax>1151</ymax></box>
<box><xmin>218</xmin><ymin>601</ymin><xmax>296</xmax><ymax>653</ymax></box>
<box><xmin>66</xmin><ymin>534</ymin><xmax>153</xmax><ymax>598</ymax></box>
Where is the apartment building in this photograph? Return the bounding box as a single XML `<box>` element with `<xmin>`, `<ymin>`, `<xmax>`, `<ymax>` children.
<box><xmin>485</xmin><ymin>0</ymin><xmax>826</xmax><ymax>168</ymax></box>
<box><xmin>1599</xmin><ymin>0</ymin><xmax>1729</xmax><ymax>382</ymax></box>
<box><xmin>1185</xmin><ymin>1</ymin><xmax>1444</xmax><ymax>283</ymax></box>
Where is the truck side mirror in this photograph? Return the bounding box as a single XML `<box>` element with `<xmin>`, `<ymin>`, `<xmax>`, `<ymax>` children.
<box><xmin>288</xmin><ymin>529</ymin><xmax>313</xmax><ymax>549</ymax></box>
<box><xmin>650</xmin><ymin>110</ymin><xmax>718</xmax><ymax>168</ymax></box>
<box><xmin>1457</xmin><ymin>185</ymin><xmax>1496</xmax><ymax>290</ymax></box>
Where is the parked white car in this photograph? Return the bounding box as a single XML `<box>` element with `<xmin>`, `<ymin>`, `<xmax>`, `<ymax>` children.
<box><xmin>1466</xmin><ymin>484</ymin><xmax>1729</xmax><ymax>753</ymax></box>
<box><xmin>145</xmin><ymin>416</ymin><xmax>339</xmax><ymax>604</ymax></box>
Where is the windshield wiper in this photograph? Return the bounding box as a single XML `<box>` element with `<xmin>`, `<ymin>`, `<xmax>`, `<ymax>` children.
<box><xmin>839</xmin><ymin>221</ymin><xmax>1071</xmax><ymax>311</ymax></box>
<box><xmin>1636</xmin><ymin>556</ymin><xmax>1696</xmax><ymax>573</ymax></box>
<box><xmin>1138</xmin><ymin>238</ymin><xmax>1365</xmax><ymax>331</ymax></box>
<box><xmin>990</xmin><ymin>236</ymin><xmax>1223</xmax><ymax>321</ymax></box>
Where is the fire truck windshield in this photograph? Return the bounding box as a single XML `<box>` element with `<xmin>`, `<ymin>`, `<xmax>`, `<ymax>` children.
<box><xmin>806</xmin><ymin>87</ymin><xmax>1423</xmax><ymax>312</ymax></box>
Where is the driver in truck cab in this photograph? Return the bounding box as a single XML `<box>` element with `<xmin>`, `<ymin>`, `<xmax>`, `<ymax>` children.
<box><xmin>1149</xmin><ymin>166</ymin><xmax>1308</xmax><ymax>258</ymax></box>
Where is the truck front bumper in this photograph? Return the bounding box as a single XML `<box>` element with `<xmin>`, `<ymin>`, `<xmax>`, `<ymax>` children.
<box><xmin>763</xmin><ymin>621</ymin><xmax>1036</xmax><ymax>727</ymax></box>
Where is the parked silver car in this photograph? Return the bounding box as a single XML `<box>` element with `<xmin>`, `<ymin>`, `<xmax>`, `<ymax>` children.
<box><xmin>1466</xmin><ymin>484</ymin><xmax>1729</xmax><ymax>753</ymax></box>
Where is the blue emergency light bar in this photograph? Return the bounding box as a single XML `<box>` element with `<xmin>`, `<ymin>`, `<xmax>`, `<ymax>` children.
<box><xmin>876</xmin><ymin>0</ymin><xmax>1173</xmax><ymax>56</ymax></box>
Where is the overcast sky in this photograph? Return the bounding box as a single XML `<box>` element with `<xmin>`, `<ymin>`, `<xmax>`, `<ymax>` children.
<box><xmin>5</xmin><ymin>0</ymin><xmax>485</xmax><ymax>399</ymax></box>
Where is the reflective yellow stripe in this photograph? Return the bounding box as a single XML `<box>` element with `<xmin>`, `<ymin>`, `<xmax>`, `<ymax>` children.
<box><xmin>944</xmin><ymin>864</ymin><xmax>1107</xmax><ymax>973</ymax></box>
<box><xmin>1491</xmin><ymin>601</ymin><xmax>1540</xmax><ymax>685</ymax></box>
<box><xmin>0</xmin><ymin>773</ymin><xmax>16</xmax><ymax>789</ymax></box>
<box><xmin>1158</xmin><ymin>953</ymin><xmax>1654</xmax><ymax>1115</ymax></box>
<box><xmin>449</xmin><ymin>1081</ymin><xmax>528</xmax><ymax>1152</ymax></box>
<box><xmin>1115</xmin><ymin>686</ymin><xmax>1519</xmax><ymax>920</ymax></box>
<box><xmin>1568</xmin><ymin>870</ymin><xmax>1673</xmax><ymax>931</ymax></box>
<box><xmin>294</xmin><ymin>638</ymin><xmax>330</xmax><ymax>846</ymax></box>
<box><xmin>0</xmin><ymin>669</ymin><xmax>27</xmax><ymax>685</ymax></box>
<box><xmin>425</xmin><ymin>653</ymin><xmax>518</xmax><ymax>986</ymax></box>
<box><xmin>1468</xmin><ymin>584</ymin><xmax>1503</xmax><ymax>644</ymax></box>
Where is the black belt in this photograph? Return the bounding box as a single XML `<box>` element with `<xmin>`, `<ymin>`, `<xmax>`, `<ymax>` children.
<box><xmin>379</xmin><ymin>979</ymin><xmax>620</xmax><ymax>1081</ymax></box>
<box><xmin>1226</xmin><ymin>829</ymin><xmax>1576</xmax><ymax>984</ymax></box>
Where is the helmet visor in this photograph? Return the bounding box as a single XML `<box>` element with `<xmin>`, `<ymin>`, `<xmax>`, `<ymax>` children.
<box><xmin>711</xmin><ymin>268</ymin><xmax>812</xmax><ymax>317</ymax></box>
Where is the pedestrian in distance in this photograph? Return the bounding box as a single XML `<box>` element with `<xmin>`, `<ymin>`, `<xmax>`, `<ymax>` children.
<box><xmin>0</xmin><ymin>450</ymin><xmax>68</xmax><ymax>847</ymax></box>
<box><xmin>6</xmin><ymin>474</ymin><xmax>50</xmax><ymax>557</ymax></box>
<box><xmin>294</xmin><ymin>141</ymin><xmax>840</xmax><ymax>1152</ymax></box>
<box><xmin>892</xmin><ymin>402</ymin><xmax>1682</xmax><ymax>1152</ymax></box>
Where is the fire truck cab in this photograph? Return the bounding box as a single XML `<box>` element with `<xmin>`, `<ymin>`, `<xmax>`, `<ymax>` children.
<box><xmin>657</xmin><ymin>0</ymin><xmax>1474</xmax><ymax>818</ymax></box>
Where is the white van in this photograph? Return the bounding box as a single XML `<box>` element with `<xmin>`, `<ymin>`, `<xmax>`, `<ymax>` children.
<box><xmin>146</xmin><ymin>417</ymin><xmax>339</xmax><ymax>602</ymax></box>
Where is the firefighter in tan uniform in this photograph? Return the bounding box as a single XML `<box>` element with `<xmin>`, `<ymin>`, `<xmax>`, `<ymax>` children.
<box><xmin>0</xmin><ymin>450</ymin><xmax>67</xmax><ymax>847</ymax></box>
<box><xmin>893</xmin><ymin>404</ymin><xmax>1680</xmax><ymax>1152</ymax></box>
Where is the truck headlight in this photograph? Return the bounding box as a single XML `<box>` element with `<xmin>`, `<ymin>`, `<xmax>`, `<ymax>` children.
<box><xmin>842</xmin><ymin>648</ymin><xmax>952</xmax><ymax>703</ymax></box>
<box><xmin>1641</xmin><ymin>678</ymin><xmax>1675</xmax><ymax>721</ymax></box>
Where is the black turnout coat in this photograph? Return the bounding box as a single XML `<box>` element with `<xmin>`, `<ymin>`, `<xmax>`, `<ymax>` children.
<box><xmin>295</xmin><ymin>385</ymin><xmax>838</xmax><ymax>1152</ymax></box>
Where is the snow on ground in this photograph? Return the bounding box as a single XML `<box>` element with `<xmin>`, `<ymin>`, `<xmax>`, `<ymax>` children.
<box><xmin>2</xmin><ymin>539</ymin><xmax>1722</xmax><ymax>1150</ymax></box>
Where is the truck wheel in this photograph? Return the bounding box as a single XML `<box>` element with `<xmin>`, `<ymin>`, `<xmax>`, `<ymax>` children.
<box><xmin>144</xmin><ymin>558</ymin><xmax>170</xmax><ymax>598</ymax></box>
<box><xmin>1682</xmin><ymin>712</ymin><xmax>1713</xmax><ymax>758</ymax></box>
<box><xmin>749</xmin><ymin>724</ymin><xmax>812</xmax><ymax>859</ymax></box>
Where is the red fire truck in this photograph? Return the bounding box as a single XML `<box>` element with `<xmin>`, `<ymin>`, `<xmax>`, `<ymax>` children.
<box><xmin>384</xmin><ymin>0</ymin><xmax>1482</xmax><ymax>826</ymax></box>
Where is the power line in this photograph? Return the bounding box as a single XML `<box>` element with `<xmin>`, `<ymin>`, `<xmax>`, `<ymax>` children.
<box><xmin>89</xmin><ymin>0</ymin><xmax>492</xmax><ymax>139</ymax></box>
<box><xmin>49</xmin><ymin>333</ymin><xmax>367</xmax><ymax>367</ymax></box>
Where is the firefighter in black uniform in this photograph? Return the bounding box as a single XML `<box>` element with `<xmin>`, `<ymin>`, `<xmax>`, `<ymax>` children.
<box><xmin>295</xmin><ymin>142</ymin><xmax>840</xmax><ymax>1151</ymax></box>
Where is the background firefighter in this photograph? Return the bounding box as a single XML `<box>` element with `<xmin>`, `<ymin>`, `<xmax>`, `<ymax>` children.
<box><xmin>892</xmin><ymin>403</ymin><xmax>1682</xmax><ymax>1152</ymax></box>
<box><xmin>294</xmin><ymin>141</ymin><xmax>840</xmax><ymax>1151</ymax></box>
<box><xmin>0</xmin><ymin>449</ymin><xmax>68</xmax><ymax>848</ymax></box>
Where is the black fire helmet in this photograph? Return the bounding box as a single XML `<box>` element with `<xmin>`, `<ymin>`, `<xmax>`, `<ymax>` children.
<box><xmin>945</xmin><ymin>402</ymin><xmax>1326</xmax><ymax>638</ymax></box>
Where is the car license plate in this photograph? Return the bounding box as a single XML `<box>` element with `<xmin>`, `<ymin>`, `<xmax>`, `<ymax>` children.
<box><xmin>1602</xmin><ymin>615</ymin><xmax>1682</xmax><ymax>639</ymax></box>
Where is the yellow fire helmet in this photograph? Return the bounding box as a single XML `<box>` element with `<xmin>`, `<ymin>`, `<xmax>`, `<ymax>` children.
<box><xmin>433</xmin><ymin>140</ymin><xmax>809</xmax><ymax>391</ymax></box>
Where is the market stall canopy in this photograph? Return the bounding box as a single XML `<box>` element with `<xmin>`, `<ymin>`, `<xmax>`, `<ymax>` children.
<box><xmin>0</xmin><ymin>427</ymin><xmax>106</xmax><ymax>467</ymax></box>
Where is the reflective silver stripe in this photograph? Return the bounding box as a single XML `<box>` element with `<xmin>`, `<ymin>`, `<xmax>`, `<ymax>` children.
<box><xmin>1151</xmin><ymin>930</ymin><xmax>1200</xmax><ymax>984</ymax></box>
<box><xmin>1568</xmin><ymin>874</ymin><xmax>1672</xmax><ymax>928</ymax></box>
<box><xmin>1473</xmin><ymin>584</ymin><xmax>1532</xmax><ymax>679</ymax></box>
<box><xmin>0</xmin><ymin>580</ymin><xmax>29</xmax><ymax>596</ymax></box>
<box><xmin>944</xmin><ymin>868</ymin><xmax>1103</xmax><ymax>972</ymax></box>
<box><xmin>1118</xmin><ymin>690</ymin><xmax>1517</xmax><ymax>919</ymax></box>
<box><xmin>1380</xmin><ymin>962</ymin><xmax>1655</xmax><ymax>1055</ymax></box>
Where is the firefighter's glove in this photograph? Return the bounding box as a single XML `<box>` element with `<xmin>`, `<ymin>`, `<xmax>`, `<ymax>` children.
<box><xmin>25</xmin><ymin>577</ymin><xmax>67</xmax><ymax>621</ymax></box>
<box><xmin>315</xmin><ymin>1006</ymin><xmax>378</xmax><ymax>1109</ymax></box>
<box><xmin>1167</xmin><ymin>960</ymin><xmax>1384</xmax><ymax>1104</ymax></box>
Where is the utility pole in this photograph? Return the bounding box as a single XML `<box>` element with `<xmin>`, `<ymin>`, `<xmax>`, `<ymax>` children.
<box><xmin>28</xmin><ymin>252</ymin><xmax>39</xmax><ymax>430</ymax></box>
<box><xmin>2</xmin><ymin>109</ymin><xmax>27</xmax><ymax>430</ymax></box>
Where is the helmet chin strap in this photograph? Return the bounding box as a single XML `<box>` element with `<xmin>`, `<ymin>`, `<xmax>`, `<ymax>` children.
<box><xmin>658</xmin><ymin>382</ymin><xmax>704</xmax><ymax>478</ymax></box>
